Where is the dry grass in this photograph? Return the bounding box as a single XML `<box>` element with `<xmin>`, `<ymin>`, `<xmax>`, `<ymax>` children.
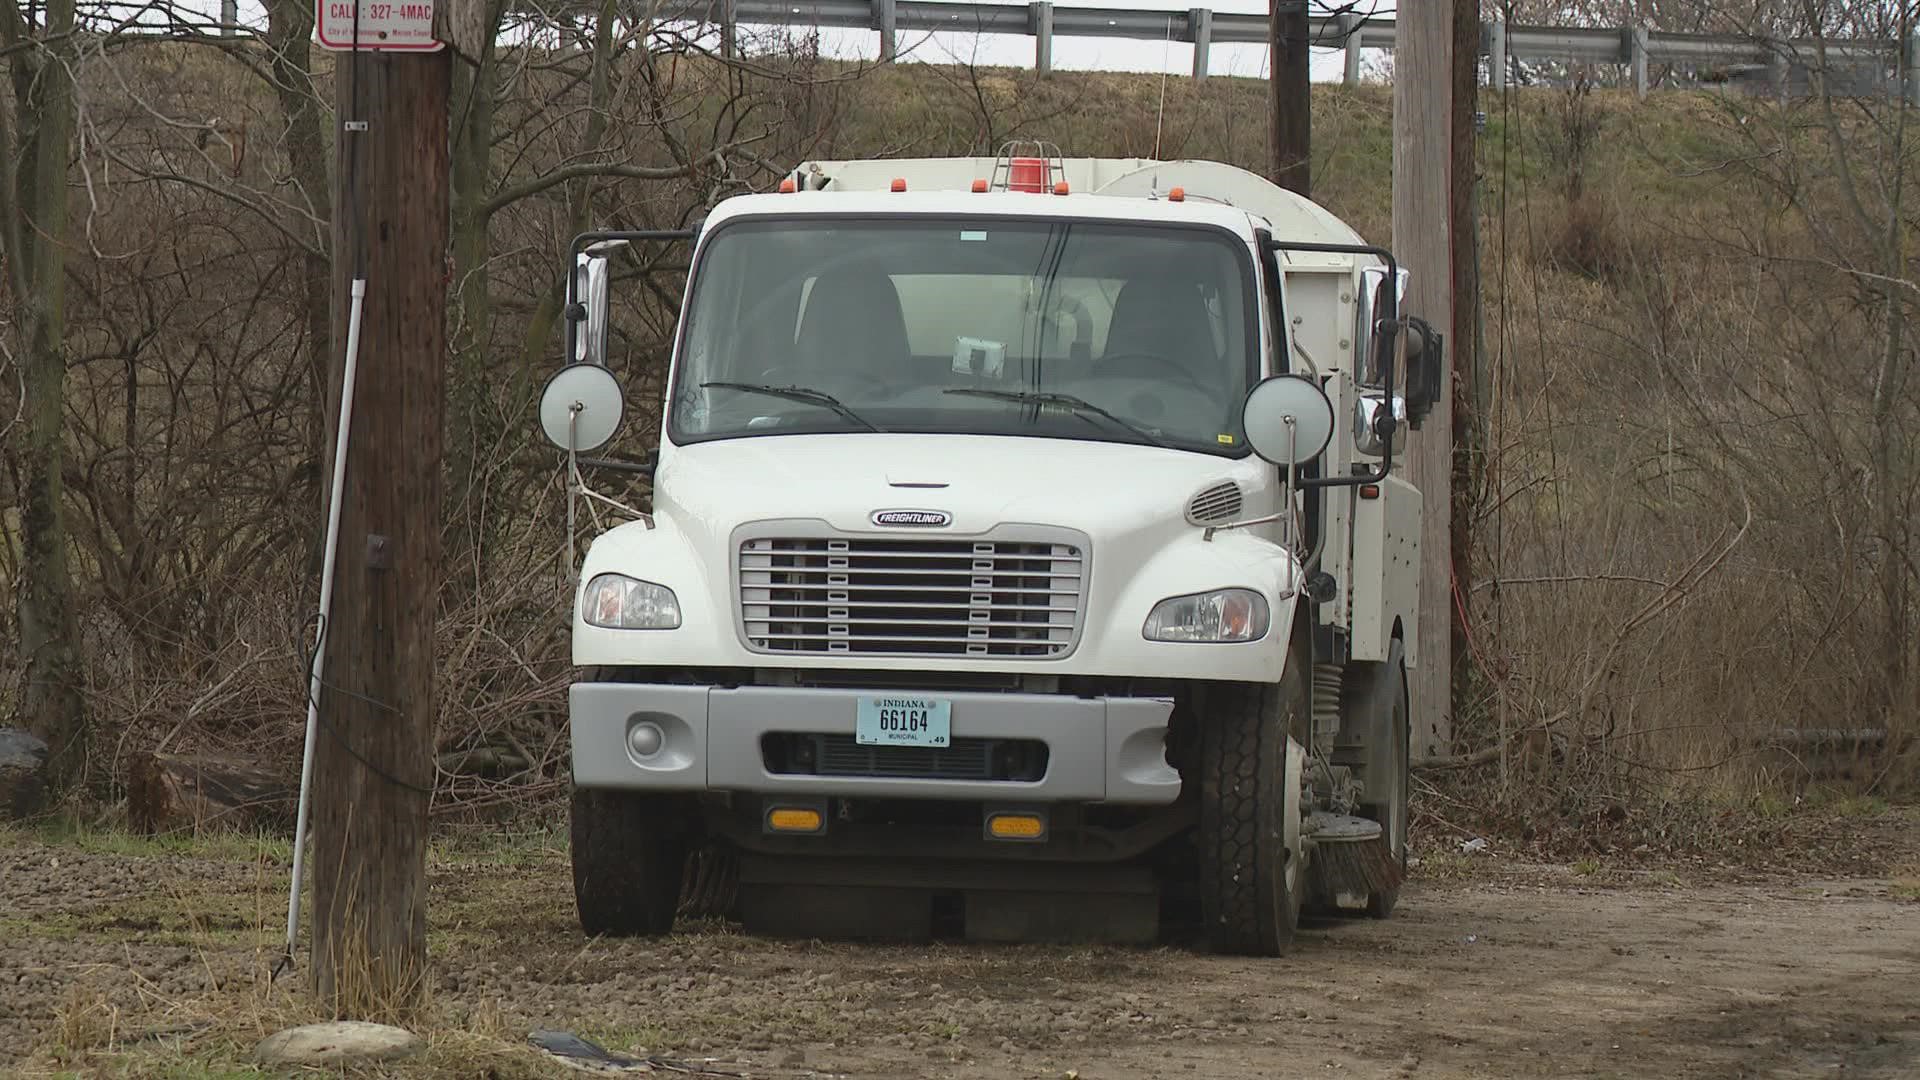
<box><xmin>12</xmin><ymin>827</ymin><xmax>567</xmax><ymax>1079</ymax></box>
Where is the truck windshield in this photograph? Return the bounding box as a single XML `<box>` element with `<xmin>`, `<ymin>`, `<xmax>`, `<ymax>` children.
<box><xmin>668</xmin><ymin>216</ymin><xmax>1258</xmax><ymax>456</ymax></box>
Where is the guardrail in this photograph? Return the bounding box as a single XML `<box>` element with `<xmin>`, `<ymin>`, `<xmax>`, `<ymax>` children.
<box><xmin>707</xmin><ymin>0</ymin><xmax>1914</xmax><ymax>100</ymax></box>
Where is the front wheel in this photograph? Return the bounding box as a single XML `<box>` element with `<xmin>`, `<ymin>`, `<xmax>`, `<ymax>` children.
<box><xmin>1195</xmin><ymin>649</ymin><xmax>1310</xmax><ymax>956</ymax></box>
<box><xmin>570</xmin><ymin>787</ymin><xmax>690</xmax><ymax>937</ymax></box>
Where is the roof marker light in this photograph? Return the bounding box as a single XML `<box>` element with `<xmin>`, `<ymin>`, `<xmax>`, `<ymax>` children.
<box><xmin>777</xmin><ymin>177</ymin><xmax>796</xmax><ymax>193</ymax></box>
<box><xmin>891</xmin><ymin>177</ymin><xmax>907</xmax><ymax>192</ymax></box>
<box><xmin>971</xmin><ymin>178</ymin><xmax>988</xmax><ymax>192</ymax></box>
<box><xmin>1053</xmin><ymin>181</ymin><xmax>1069</xmax><ymax>195</ymax></box>
<box><xmin>1168</xmin><ymin>186</ymin><xmax>1186</xmax><ymax>202</ymax></box>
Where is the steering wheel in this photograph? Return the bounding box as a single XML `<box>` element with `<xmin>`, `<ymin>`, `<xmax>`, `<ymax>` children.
<box><xmin>1090</xmin><ymin>351</ymin><xmax>1204</xmax><ymax>389</ymax></box>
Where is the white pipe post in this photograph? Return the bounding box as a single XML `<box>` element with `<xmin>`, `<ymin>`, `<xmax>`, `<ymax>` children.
<box><xmin>282</xmin><ymin>277</ymin><xmax>368</xmax><ymax>963</ymax></box>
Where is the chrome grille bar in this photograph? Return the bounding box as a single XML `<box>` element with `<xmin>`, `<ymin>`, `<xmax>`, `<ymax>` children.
<box><xmin>739</xmin><ymin>532</ymin><xmax>1085</xmax><ymax>658</ymax></box>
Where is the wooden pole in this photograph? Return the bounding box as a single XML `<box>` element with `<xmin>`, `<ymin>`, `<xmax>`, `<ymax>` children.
<box><xmin>1393</xmin><ymin>0</ymin><xmax>1453</xmax><ymax>761</ymax></box>
<box><xmin>1269</xmin><ymin>0</ymin><xmax>1309</xmax><ymax>194</ymax></box>
<box><xmin>310</xmin><ymin>40</ymin><xmax>449</xmax><ymax>1016</ymax></box>
<box><xmin>1450</xmin><ymin>0</ymin><xmax>1479</xmax><ymax>741</ymax></box>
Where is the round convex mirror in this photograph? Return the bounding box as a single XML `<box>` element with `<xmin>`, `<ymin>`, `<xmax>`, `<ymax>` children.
<box><xmin>1241</xmin><ymin>374</ymin><xmax>1335</xmax><ymax>466</ymax></box>
<box><xmin>539</xmin><ymin>363</ymin><xmax>625</xmax><ymax>452</ymax></box>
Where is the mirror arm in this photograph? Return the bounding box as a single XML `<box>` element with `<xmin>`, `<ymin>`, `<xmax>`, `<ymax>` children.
<box><xmin>564</xmin><ymin>228</ymin><xmax>697</xmax><ymax>368</ymax></box>
<box><xmin>1263</xmin><ymin>238</ymin><xmax>1400</xmax><ymax>491</ymax></box>
<box><xmin>577</xmin><ymin>453</ymin><xmax>657</xmax><ymax>484</ymax></box>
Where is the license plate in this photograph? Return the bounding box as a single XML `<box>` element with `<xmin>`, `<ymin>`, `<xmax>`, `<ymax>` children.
<box><xmin>855</xmin><ymin>696</ymin><xmax>952</xmax><ymax>748</ymax></box>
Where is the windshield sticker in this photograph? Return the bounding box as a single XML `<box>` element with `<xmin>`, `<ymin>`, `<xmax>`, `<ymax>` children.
<box><xmin>1217</xmin><ymin>434</ymin><xmax>1236</xmax><ymax>445</ymax></box>
<box><xmin>959</xmin><ymin>230</ymin><xmax>987</xmax><ymax>242</ymax></box>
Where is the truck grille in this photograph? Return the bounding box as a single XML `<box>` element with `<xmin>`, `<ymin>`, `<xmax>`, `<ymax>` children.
<box><xmin>738</xmin><ymin>533</ymin><xmax>1084</xmax><ymax>658</ymax></box>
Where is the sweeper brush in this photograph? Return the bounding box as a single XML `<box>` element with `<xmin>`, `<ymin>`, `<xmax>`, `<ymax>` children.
<box><xmin>1304</xmin><ymin>812</ymin><xmax>1404</xmax><ymax>909</ymax></box>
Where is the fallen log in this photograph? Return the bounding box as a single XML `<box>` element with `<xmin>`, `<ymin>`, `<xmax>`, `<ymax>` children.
<box><xmin>127</xmin><ymin>751</ymin><xmax>297</xmax><ymax>836</ymax></box>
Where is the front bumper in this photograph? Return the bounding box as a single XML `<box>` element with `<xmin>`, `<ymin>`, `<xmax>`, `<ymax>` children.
<box><xmin>569</xmin><ymin>683</ymin><xmax>1180</xmax><ymax>805</ymax></box>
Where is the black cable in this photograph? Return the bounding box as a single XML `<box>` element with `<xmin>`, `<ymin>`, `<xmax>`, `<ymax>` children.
<box><xmin>300</xmin><ymin>613</ymin><xmax>435</xmax><ymax>798</ymax></box>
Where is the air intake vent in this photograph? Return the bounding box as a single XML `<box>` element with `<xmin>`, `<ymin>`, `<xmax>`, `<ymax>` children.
<box><xmin>1185</xmin><ymin>481</ymin><xmax>1245</xmax><ymax>526</ymax></box>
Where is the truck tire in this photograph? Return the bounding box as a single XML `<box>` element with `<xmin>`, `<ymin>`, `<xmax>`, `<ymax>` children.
<box><xmin>1196</xmin><ymin>642</ymin><xmax>1309</xmax><ymax>956</ymax></box>
<box><xmin>570</xmin><ymin>786</ymin><xmax>688</xmax><ymax>937</ymax></box>
<box><xmin>1358</xmin><ymin>642</ymin><xmax>1411</xmax><ymax>918</ymax></box>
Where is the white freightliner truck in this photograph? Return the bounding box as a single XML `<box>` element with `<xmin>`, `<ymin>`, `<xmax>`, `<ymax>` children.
<box><xmin>541</xmin><ymin>150</ymin><xmax>1441</xmax><ymax>955</ymax></box>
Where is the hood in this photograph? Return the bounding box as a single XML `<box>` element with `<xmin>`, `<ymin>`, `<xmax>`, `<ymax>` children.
<box><xmin>654</xmin><ymin>433</ymin><xmax>1270</xmax><ymax>539</ymax></box>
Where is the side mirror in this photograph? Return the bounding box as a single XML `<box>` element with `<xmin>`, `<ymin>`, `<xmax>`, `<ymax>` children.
<box><xmin>1241</xmin><ymin>374</ymin><xmax>1334</xmax><ymax>467</ymax></box>
<box><xmin>565</xmin><ymin>240</ymin><xmax>625</xmax><ymax>366</ymax></box>
<box><xmin>1402</xmin><ymin>317</ymin><xmax>1444</xmax><ymax>429</ymax></box>
<box><xmin>1355</xmin><ymin>265</ymin><xmax>1409</xmax><ymax>388</ymax></box>
<box><xmin>1353</xmin><ymin>394</ymin><xmax>1407</xmax><ymax>457</ymax></box>
<box><xmin>539</xmin><ymin>362</ymin><xmax>625</xmax><ymax>452</ymax></box>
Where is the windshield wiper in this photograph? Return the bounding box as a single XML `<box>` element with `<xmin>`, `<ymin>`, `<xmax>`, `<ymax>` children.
<box><xmin>943</xmin><ymin>388</ymin><xmax>1169</xmax><ymax>449</ymax></box>
<box><xmin>701</xmin><ymin>381</ymin><xmax>884</xmax><ymax>432</ymax></box>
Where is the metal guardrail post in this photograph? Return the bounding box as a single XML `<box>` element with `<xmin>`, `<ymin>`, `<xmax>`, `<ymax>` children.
<box><xmin>875</xmin><ymin>0</ymin><xmax>896</xmax><ymax>60</ymax></box>
<box><xmin>1488</xmin><ymin>20</ymin><xmax>1506</xmax><ymax>91</ymax></box>
<box><xmin>1190</xmin><ymin>8</ymin><xmax>1212</xmax><ymax>79</ymax></box>
<box><xmin>1896</xmin><ymin>32</ymin><xmax>1912</xmax><ymax>106</ymax></box>
<box><xmin>1630</xmin><ymin>26</ymin><xmax>1650</xmax><ymax>98</ymax></box>
<box><xmin>1342</xmin><ymin>13</ymin><xmax>1362</xmax><ymax>85</ymax></box>
<box><xmin>1030</xmin><ymin>1</ymin><xmax>1053</xmax><ymax>75</ymax></box>
<box><xmin>1766</xmin><ymin>39</ymin><xmax>1788</xmax><ymax>104</ymax></box>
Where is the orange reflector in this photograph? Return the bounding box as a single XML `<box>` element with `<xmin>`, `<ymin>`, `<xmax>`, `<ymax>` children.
<box><xmin>1168</xmin><ymin>185</ymin><xmax>1185</xmax><ymax>202</ymax></box>
<box><xmin>1360</xmin><ymin>484</ymin><xmax>1381</xmax><ymax>500</ymax></box>
<box><xmin>1053</xmin><ymin>181</ymin><xmax>1070</xmax><ymax>195</ymax></box>
<box><xmin>971</xmin><ymin>178</ymin><xmax>988</xmax><ymax>192</ymax></box>
<box><xmin>890</xmin><ymin>177</ymin><xmax>907</xmax><ymax>192</ymax></box>
<box><xmin>987</xmin><ymin>813</ymin><xmax>1046</xmax><ymax>840</ymax></box>
<box><xmin>768</xmin><ymin>807</ymin><xmax>823</xmax><ymax>833</ymax></box>
<box><xmin>777</xmin><ymin>177</ymin><xmax>796</xmax><ymax>193</ymax></box>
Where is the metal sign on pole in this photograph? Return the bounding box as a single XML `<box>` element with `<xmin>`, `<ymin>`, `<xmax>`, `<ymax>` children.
<box><xmin>315</xmin><ymin>0</ymin><xmax>445</xmax><ymax>51</ymax></box>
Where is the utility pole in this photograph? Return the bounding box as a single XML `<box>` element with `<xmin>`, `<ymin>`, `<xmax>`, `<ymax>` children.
<box><xmin>308</xmin><ymin>19</ymin><xmax>452</xmax><ymax>1013</ymax></box>
<box><xmin>1392</xmin><ymin>0</ymin><xmax>1453</xmax><ymax>760</ymax></box>
<box><xmin>1269</xmin><ymin>0</ymin><xmax>1310</xmax><ymax>194</ymax></box>
<box><xmin>1449</xmin><ymin>0</ymin><xmax>1480</xmax><ymax>730</ymax></box>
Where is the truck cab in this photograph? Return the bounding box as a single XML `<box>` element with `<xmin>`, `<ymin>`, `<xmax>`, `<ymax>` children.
<box><xmin>544</xmin><ymin>153</ymin><xmax>1439</xmax><ymax>954</ymax></box>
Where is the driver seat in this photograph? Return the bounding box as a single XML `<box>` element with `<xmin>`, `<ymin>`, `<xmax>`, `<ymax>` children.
<box><xmin>793</xmin><ymin>270</ymin><xmax>911</xmax><ymax>383</ymax></box>
<box><xmin>1102</xmin><ymin>277</ymin><xmax>1218</xmax><ymax>383</ymax></box>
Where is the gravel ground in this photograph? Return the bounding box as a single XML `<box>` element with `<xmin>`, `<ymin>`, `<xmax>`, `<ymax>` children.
<box><xmin>3</xmin><ymin>819</ymin><xmax>1918</xmax><ymax>1078</ymax></box>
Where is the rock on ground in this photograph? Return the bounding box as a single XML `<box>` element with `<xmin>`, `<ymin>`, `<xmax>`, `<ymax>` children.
<box><xmin>0</xmin><ymin>728</ymin><xmax>50</xmax><ymax>821</ymax></box>
<box><xmin>253</xmin><ymin>1021</ymin><xmax>423</xmax><ymax>1065</ymax></box>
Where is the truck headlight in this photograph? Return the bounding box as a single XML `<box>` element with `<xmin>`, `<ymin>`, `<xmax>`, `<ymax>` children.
<box><xmin>582</xmin><ymin>573</ymin><xmax>681</xmax><ymax>629</ymax></box>
<box><xmin>1143</xmin><ymin>589</ymin><xmax>1270</xmax><ymax>643</ymax></box>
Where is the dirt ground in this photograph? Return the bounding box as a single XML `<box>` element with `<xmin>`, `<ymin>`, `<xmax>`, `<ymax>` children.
<box><xmin>3</xmin><ymin>817</ymin><xmax>1918</xmax><ymax>1079</ymax></box>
